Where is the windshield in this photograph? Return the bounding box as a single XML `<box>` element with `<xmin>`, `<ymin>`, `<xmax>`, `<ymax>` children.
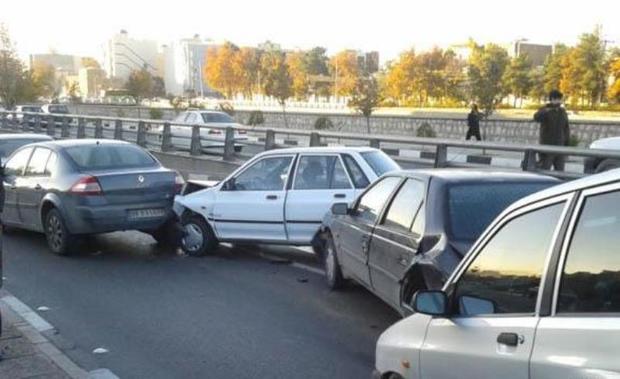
<box><xmin>65</xmin><ymin>144</ymin><xmax>157</xmax><ymax>170</ymax></box>
<box><xmin>360</xmin><ymin>151</ymin><xmax>400</xmax><ymax>176</ymax></box>
<box><xmin>201</xmin><ymin>112</ymin><xmax>235</xmax><ymax>123</ymax></box>
<box><xmin>48</xmin><ymin>105</ymin><xmax>69</xmax><ymax>113</ymax></box>
<box><xmin>448</xmin><ymin>182</ymin><xmax>555</xmax><ymax>241</ymax></box>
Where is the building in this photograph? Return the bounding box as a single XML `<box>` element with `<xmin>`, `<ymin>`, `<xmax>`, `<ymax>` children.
<box><xmin>79</xmin><ymin>67</ymin><xmax>106</xmax><ymax>98</ymax></box>
<box><xmin>103</xmin><ymin>30</ymin><xmax>162</xmax><ymax>81</ymax></box>
<box><xmin>29</xmin><ymin>53</ymin><xmax>80</xmax><ymax>75</ymax></box>
<box><xmin>514</xmin><ymin>41</ymin><xmax>553</xmax><ymax>67</ymax></box>
<box><xmin>164</xmin><ymin>36</ymin><xmax>219</xmax><ymax>97</ymax></box>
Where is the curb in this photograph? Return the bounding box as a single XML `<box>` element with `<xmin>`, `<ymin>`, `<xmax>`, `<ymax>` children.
<box><xmin>0</xmin><ymin>291</ymin><xmax>119</xmax><ymax>379</ymax></box>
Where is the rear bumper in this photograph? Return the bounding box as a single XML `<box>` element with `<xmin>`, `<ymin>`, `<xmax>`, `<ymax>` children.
<box><xmin>65</xmin><ymin>204</ymin><xmax>175</xmax><ymax>235</ymax></box>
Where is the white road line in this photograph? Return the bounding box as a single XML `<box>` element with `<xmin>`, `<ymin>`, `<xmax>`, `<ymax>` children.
<box><xmin>2</xmin><ymin>295</ymin><xmax>54</xmax><ymax>332</ymax></box>
<box><xmin>291</xmin><ymin>262</ymin><xmax>324</xmax><ymax>276</ymax></box>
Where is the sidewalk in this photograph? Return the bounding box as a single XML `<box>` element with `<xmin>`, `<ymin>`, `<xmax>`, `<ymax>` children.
<box><xmin>0</xmin><ymin>299</ymin><xmax>87</xmax><ymax>379</ymax></box>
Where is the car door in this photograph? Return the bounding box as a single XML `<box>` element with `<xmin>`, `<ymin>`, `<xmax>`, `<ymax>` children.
<box><xmin>19</xmin><ymin>147</ymin><xmax>55</xmax><ymax>230</ymax></box>
<box><xmin>334</xmin><ymin>176</ymin><xmax>401</xmax><ymax>285</ymax></box>
<box><xmin>419</xmin><ymin>198</ymin><xmax>570</xmax><ymax>379</ymax></box>
<box><xmin>285</xmin><ymin>154</ymin><xmax>356</xmax><ymax>244</ymax></box>
<box><xmin>171</xmin><ymin>112</ymin><xmax>195</xmax><ymax>149</ymax></box>
<box><xmin>531</xmin><ymin>185</ymin><xmax>620</xmax><ymax>378</ymax></box>
<box><xmin>1</xmin><ymin>147</ymin><xmax>33</xmax><ymax>226</ymax></box>
<box><xmin>368</xmin><ymin>178</ymin><xmax>426</xmax><ymax>310</ymax></box>
<box><xmin>213</xmin><ymin>154</ymin><xmax>295</xmax><ymax>242</ymax></box>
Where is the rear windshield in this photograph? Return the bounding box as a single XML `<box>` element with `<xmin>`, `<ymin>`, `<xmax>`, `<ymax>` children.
<box><xmin>448</xmin><ymin>182</ymin><xmax>555</xmax><ymax>241</ymax></box>
<box><xmin>202</xmin><ymin>113</ymin><xmax>234</xmax><ymax>123</ymax></box>
<box><xmin>48</xmin><ymin>105</ymin><xmax>69</xmax><ymax>113</ymax></box>
<box><xmin>360</xmin><ymin>151</ymin><xmax>400</xmax><ymax>176</ymax></box>
<box><xmin>65</xmin><ymin>144</ymin><xmax>157</xmax><ymax>170</ymax></box>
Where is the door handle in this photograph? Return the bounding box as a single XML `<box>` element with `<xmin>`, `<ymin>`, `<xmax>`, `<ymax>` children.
<box><xmin>334</xmin><ymin>193</ymin><xmax>346</xmax><ymax>199</ymax></box>
<box><xmin>497</xmin><ymin>332</ymin><xmax>520</xmax><ymax>347</ymax></box>
<box><xmin>266</xmin><ymin>195</ymin><xmax>278</xmax><ymax>200</ymax></box>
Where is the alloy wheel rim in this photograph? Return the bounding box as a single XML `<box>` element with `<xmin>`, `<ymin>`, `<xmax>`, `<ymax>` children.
<box><xmin>182</xmin><ymin>223</ymin><xmax>204</xmax><ymax>252</ymax></box>
<box><xmin>47</xmin><ymin>215</ymin><xmax>62</xmax><ymax>251</ymax></box>
<box><xmin>326</xmin><ymin>243</ymin><xmax>335</xmax><ymax>281</ymax></box>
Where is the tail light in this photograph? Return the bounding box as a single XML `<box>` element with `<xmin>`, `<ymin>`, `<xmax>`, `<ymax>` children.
<box><xmin>70</xmin><ymin>176</ymin><xmax>102</xmax><ymax>196</ymax></box>
<box><xmin>174</xmin><ymin>172</ymin><xmax>185</xmax><ymax>194</ymax></box>
<box><xmin>207</xmin><ymin>129</ymin><xmax>222</xmax><ymax>135</ymax></box>
<box><xmin>238</xmin><ymin>130</ymin><xmax>247</xmax><ymax>135</ymax></box>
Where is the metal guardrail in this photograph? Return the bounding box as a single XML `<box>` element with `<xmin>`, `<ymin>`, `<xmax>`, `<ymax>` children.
<box><xmin>2</xmin><ymin>111</ymin><xmax>620</xmax><ymax>179</ymax></box>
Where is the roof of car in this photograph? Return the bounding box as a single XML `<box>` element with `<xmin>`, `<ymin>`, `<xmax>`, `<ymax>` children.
<box><xmin>257</xmin><ymin>146</ymin><xmax>378</xmax><ymax>155</ymax></box>
<box><xmin>394</xmin><ymin>169</ymin><xmax>559</xmax><ymax>183</ymax></box>
<box><xmin>31</xmin><ymin>139</ymin><xmax>132</xmax><ymax>149</ymax></box>
<box><xmin>0</xmin><ymin>133</ymin><xmax>53</xmax><ymax>141</ymax></box>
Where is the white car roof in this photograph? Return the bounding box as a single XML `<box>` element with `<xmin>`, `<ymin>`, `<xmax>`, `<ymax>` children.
<box><xmin>256</xmin><ymin>146</ymin><xmax>379</xmax><ymax>156</ymax></box>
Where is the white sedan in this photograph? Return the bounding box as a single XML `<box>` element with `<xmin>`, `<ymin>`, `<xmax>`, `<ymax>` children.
<box><xmin>173</xmin><ymin>147</ymin><xmax>400</xmax><ymax>256</ymax></box>
<box><xmin>168</xmin><ymin>110</ymin><xmax>248</xmax><ymax>152</ymax></box>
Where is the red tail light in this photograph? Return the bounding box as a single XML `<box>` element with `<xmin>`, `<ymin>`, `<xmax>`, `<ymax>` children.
<box><xmin>207</xmin><ymin>129</ymin><xmax>222</xmax><ymax>135</ymax></box>
<box><xmin>238</xmin><ymin>130</ymin><xmax>247</xmax><ymax>135</ymax></box>
<box><xmin>174</xmin><ymin>172</ymin><xmax>185</xmax><ymax>194</ymax></box>
<box><xmin>70</xmin><ymin>176</ymin><xmax>102</xmax><ymax>196</ymax></box>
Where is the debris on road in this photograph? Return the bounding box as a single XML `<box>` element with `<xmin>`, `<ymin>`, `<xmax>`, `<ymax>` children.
<box><xmin>36</xmin><ymin>306</ymin><xmax>50</xmax><ymax>312</ymax></box>
<box><xmin>92</xmin><ymin>347</ymin><xmax>109</xmax><ymax>354</ymax></box>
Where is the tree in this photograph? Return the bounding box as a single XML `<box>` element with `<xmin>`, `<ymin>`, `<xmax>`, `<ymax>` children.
<box><xmin>125</xmin><ymin>68</ymin><xmax>153</xmax><ymax>101</ymax></box>
<box><xmin>32</xmin><ymin>61</ymin><xmax>63</xmax><ymax>100</ymax></box>
<box><xmin>234</xmin><ymin>47</ymin><xmax>260</xmax><ymax>98</ymax></box>
<box><xmin>330</xmin><ymin>50</ymin><xmax>359</xmax><ymax>97</ymax></box>
<box><xmin>467</xmin><ymin>42</ymin><xmax>510</xmax><ymax>115</ymax></box>
<box><xmin>503</xmin><ymin>54</ymin><xmax>532</xmax><ymax>107</ymax></box>
<box><xmin>348</xmin><ymin>75</ymin><xmax>381</xmax><ymax>133</ymax></box>
<box><xmin>204</xmin><ymin>42</ymin><xmax>240</xmax><ymax>98</ymax></box>
<box><xmin>286</xmin><ymin>51</ymin><xmax>309</xmax><ymax>100</ymax></box>
<box><xmin>0</xmin><ymin>23</ymin><xmax>26</xmax><ymax>108</ymax></box>
<box><xmin>573</xmin><ymin>28</ymin><xmax>607</xmax><ymax>107</ymax></box>
<box><xmin>381</xmin><ymin>49</ymin><xmax>418</xmax><ymax>105</ymax></box>
<box><xmin>260</xmin><ymin>50</ymin><xmax>292</xmax><ymax>126</ymax></box>
<box><xmin>305</xmin><ymin>47</ymin><xmax>329</xmax><ymax>76</ymax></box>
<box><xmin>528</xmin><ymin>67</ymin><xmax>546</xmax><ymax>103</ymax></box>
<box><xmin>543</xmin><ymin>44</ymin><xmax>569</xmax><ymax>94</ymax></box>
<box><xmin>608</xmin><ymin>57</ymin><xmax>620</xmax><ymax>103</ymax></box>
<box><xmin>81</xmin><ymin>57</ymin><xmax>101</xmax><ymax>69</ymax></box>
<box><xmin>66</xmin><ymin>81</ymin><xmax>81</xmax><ymax>103</ymax></box>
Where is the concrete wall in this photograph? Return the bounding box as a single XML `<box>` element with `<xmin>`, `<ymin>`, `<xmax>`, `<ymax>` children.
<box><xmin>67</xmin><ymin>104</ymin><xmax>620</xmax><ymax>146</ymax></box>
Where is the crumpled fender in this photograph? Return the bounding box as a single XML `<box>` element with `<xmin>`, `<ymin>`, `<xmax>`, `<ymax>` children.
<box><xmin>172</xmin><ymin>187</ymin><xmax>217</xmax><ymax>221</ymax></box>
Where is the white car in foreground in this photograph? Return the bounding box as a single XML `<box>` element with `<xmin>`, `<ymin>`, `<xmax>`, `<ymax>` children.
<box><xmin>585</xmin><ymin>137</ymin><xmax>620</xmax><ymax>173</ymax></box>
<box><xmin>168</xmin><ymin>110</ymin><xmax>248</xmax><ymax>152</ymax></box>
<box><xmin>374</xmin><ymin>168</ymin><xmax>620</xmax><ymax>379</ymax></box>
<box><xmin>173</xmin><ymin>147</ymin><xmax>400</xmax><ymax>256</ymax></box>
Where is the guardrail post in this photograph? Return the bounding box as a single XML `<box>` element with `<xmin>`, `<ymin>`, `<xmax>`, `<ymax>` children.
<box><xmin>21</xmin><ymin>114</ymin><xmax>29</xmax><ymax>131</ymax></box>
<box><xmin>94</xmin><ymin>119</ymin><xmax>103</xmax><ymax>138</ymax></box>
<box><xmin>46</xmin><ymin>116</ymin><xmax>56</xmax><ymax>137</ymax></box>
<box><xmin>34</xmin><ymin>115</ymin><xmax>42</xmax><ymax>133</ymax></box>
<box><xmin>77</xmin><ymin>118</ymin><xmax>86</xmax><ymax>138</ymax></box>
<box><xmin>309</xmin><ymin>132</ymin><xmax>321</xmax><ymax>147</ymax></box>
<box><xmin>223</xmin><ymin>127</ymin><xmax>235</xmax><ymax>161</ymax></box>
<box><xmin>434</xmin><ymin>144</ymin><xmax>448</xmax><ymax>168</ymax></box>
<box><xmin>61</xmin><ymin>117</ymin><xmax>70</xmax><ymax>138</ymax></box>
<box><xmin>137</xmin><ymin>121</ymin><xmax>147</xmax><ymax>147</ymax></box>
<box><xmin>265</xmin><ymin>130</ymin><xmax>276</xmax><ymax>150</ymax></box>
<box><xmin>522</xmin><ymin>149</ymin><xmax>538</xmax><ymax>172</ymax></box>
<box><xmin>190</xmin><ymin>125</ymin><xmax>202</xmax><ymax>156</ymax></box>
<box><xmin>1</xmin><ymin>113</ymin><xmax>7</xmax><ymax>130</ymax></box>
<box><xmin>369</xmin><ymin>138</ymin><xmax>380</xmax><ymax>149</ymax></box>
<box><xmin>114</xmin><ymin>119</ymin><xmax>123</xmax><ymax>140</ymax></box>
<box><xmin>161</xmin><ymin>122</ymin><xmax>172</xmax><ymax>151</ymax></box>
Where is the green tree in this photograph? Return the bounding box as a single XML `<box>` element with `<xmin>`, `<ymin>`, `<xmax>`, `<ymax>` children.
<box><xmin>125</xmin><ymin>68</ymin><xmax>153</xmax><ymax>102</ymax></box>
<box><xmin>528</xmin><ymin>67</ymin><xmax>546</xmax><ymax>103</ymax></box>
<box><xmin>467</xmin><ymin>42</ymin><xmax>510</xmax><ymax>115</ymax></box>
<box><xmin>503</xmin><ymin>54</ymin><xmax>533</xmax><ymax>107</ymax></box>
<box><xmin>305</xmin><ymin>47</ymin><xmax>329</xmax><ymax>76</ymax></box>
<box><xmin>260</xmin><ymin>50</ymin><xmax>292</xmax><ymax>126</ymax></box>
<box><xmin>0</xmin><ymin>24</ymin><xmax>27</xmax><ymax>108</ymax></box>
<box><xmin>573</xmin><ymin>28</ymin><xmax>607</xmax><ymax>107</ymax></box>
<box><xmin>348</xmin><ymin>75</ymin><xmax>381</xmax><ymax>133</ymax></box>
<box><xmin>543</xmin><ymin>44</ymin><xmax>569</xmax><ymax>94</ymax></box>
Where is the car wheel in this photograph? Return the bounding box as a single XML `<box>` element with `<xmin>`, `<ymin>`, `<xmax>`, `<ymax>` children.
<box><xmin>595</xmin><ymin>159</ymin><xmax>620</xmax><ymax>173</ymax></box>
<box><xmin>150</xmin><ymin>220</ymin><xmax>181</xmax><ymax>248</ymax></box>
<box><xmin>180</xmin><ymin>215</ymin><xmax>218</xmax><ymax>256</ymax></box>
<box><xmin>324</xmin><ymin>233</ymin><xmax>344</xmax><ymax>290</ymax></box>
<box><xmin>44</xmin><ymin>208</ymin><xmax>73</xmax><ymax>255</ymax></box>
<box><xmin>234</xmin><ymin>146</ymin><xmax>243</xmax><ymax>153</ymax></box>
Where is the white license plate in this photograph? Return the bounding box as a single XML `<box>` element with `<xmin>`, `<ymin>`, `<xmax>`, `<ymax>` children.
<box><xmin>128</xmin><ymin>208</ymin><xmax>166</xmax><ymax>220</ymax></box>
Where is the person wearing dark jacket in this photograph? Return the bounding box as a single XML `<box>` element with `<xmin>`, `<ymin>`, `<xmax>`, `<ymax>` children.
<box><xmin>466</xmin><ymin>104</ymin><xmax>482</xmax><ymax>141</ymax></box>
<box><xmin>534</xmin><ymin>90</ymin><xmax>570</xmax><ymax>171</ymax></box>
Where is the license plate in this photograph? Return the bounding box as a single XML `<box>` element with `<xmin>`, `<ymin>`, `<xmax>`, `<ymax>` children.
<box><xmin>128</xmin><ymin>208</ymin><xmax>166</xmax><ymax>220</ymax></box>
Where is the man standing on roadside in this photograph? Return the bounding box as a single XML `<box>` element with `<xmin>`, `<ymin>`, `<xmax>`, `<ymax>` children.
<box><xmin>466</xmin><ymin>104</ymin><xmax>482</xmax><ymax>141</ymax></box>
<box><xmin>534</xmin><ymin>90</ymin><xmax>570</xmax><ymax>171</ymax></box>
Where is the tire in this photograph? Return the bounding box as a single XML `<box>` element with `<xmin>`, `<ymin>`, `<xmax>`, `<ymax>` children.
<box><xmin>234</xmin><ymin>145</ymin><xmax>243</xmax><ymax>153</ymax></box>
<box><xmin>180</xmin><ymin>215</ymin><xmax>218</xmax><ymax>256</ymax></box>
<box><xmin>595</xmin><ymin>159</ymin><xmax>620</xmax><ymax>173</ymax></box>
<box><xmin>44</xmin><ymin>208</ymin><xmax>74</xmax><ymax>255</ymax></box>
<box><xmin>150</xmin><ymin>220</ymin><xmax>181</xmax><ymax>248</ymax></box>
<box><xmin>324</xmin><ymin>233</ymin><xmax>344</xmax><ymax>290</ymax></box>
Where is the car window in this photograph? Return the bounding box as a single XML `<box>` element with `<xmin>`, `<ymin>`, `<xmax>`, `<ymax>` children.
<box><xmin>234</xmin><ymin>156</ymin><xmax>293</xmax><ymax>191</ymax></box>
<box><xmin>186</xmin><ymin>113</ymin><xmax>197</xmax><ymax>123</ymax></box>
<box><xmin>4</xmin><ymin>147</ymin><xmax>33</xmax><ymax>177</ymax></box>
<box><xmin>65</xmin><ymin>144</ymin><xmax>157</xmax><ymax>170</ymax></box>
<box><xmin>48</xmin><ymin>105</ymin><xmax>69</xmax><ymax>113</ymax></box>
<box><xmin>202</xmin><ymin>113</ymin><xmax>234</xmax><ymax>123</ymax></box>
<box><xmin>454</xmin><ymin>203</ymin><xmax>565</xmax><ymax>316</ymax></box>
<box><xmin>294</xmin><ymin>156</ymin><xmax>351</xmax><ymax>190</ymax></box>
<box><xmin>360</xmin><ymin>151</ymin><xmax>399</xmax><ymax>176</ymax></box>
<box><xmin>26</xmin><ymin>148</ymin><xmax>52</xmax><ymax>176</ymax></box>
<box><xmin>558</xmin><ymin>190</ymin><xmax>620</xmax><ymax>313</ymax></box>
<box><xmin>448</xmin><ymin>182</ymin><xmax>556</xmax><ymax>241</ymax></box>
<box><xmin>382</xmin><ymin>179</ymin><xmax>425</xmax><ymax>234</ymax></box>
<box><xmin>44</xmin><ymin>152</ymin><xmax>57</xmax><ymax>176</ymax></box>
<box><xmin>356</xmin><ymin>177</ymin><xmax>401</xmax><ymax>224</ymax></box>
<box><xmin>342</xmin><ymin>154</ymin><xmax>370</xmax><ymax>188</ymax></box>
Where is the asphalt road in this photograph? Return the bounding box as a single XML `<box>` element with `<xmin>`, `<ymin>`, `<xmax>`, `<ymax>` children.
<box><xmin>3</xmin><ymin>229</ymin><xmax>400</xmax><ymax>379</ymax></box>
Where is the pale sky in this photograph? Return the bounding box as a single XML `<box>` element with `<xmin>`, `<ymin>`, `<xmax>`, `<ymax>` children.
<box><xmin>2</xmin><ymin>0</ymin><xmax>619</xmax><ymax>63</ymax></box>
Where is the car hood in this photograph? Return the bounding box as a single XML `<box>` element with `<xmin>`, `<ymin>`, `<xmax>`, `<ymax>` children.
<box><xmin>173</xmin><ymin>186</ymin><xmax>217</xmax><ymax>218</ymax></box>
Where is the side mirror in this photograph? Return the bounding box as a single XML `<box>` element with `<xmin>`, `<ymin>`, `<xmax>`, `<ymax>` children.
<box><xmin>331</xmin><ymin>202</ymin><xmax>349</xmax><ymax>216</ymax></box>
<box><xmin>223</xmin><ymin>177</ymin><xmax>236</xmax><ymax>191</ymax></box>
<box><xmin>412</xmin><ymin>290</ymin><xmax>448</xmax><ymax>316</ymax></box>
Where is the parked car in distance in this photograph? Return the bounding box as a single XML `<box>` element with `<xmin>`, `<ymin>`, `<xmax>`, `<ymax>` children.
<box><xmin>584</xmin><ymin>136</ymin><xmax>620</xmax><ymax>173</ymax></box>
<box><xmin>167</xmin><ymin>110</ymin><xmax>248</xmax><ymax>152</ymax></box>
<box><xmin>1</xmin><ymin>139</ymin><xmax>184</xmax><ymax>254</ymax></box>
<box><xmin>7</xmin><ymin>105</ymin><xmax>43</xmax><ymax>126</ymax></box>
<box><xmin>374</xmin><ymin>168</ymin><xmax>620</xmax><ymax>379</ymax></box>
<box><xmin>0</xmin><ymin>134</ymin><xmax>53</xmax><ymax>165</ymax></box>
<box><xmin>322</xmin><ymin>170</ymin><xmax>559</xmax><ymax>315</ymax></box>
<box><xmin>173</xmin><ymin>147</ymin><xmax>400</xmax><ymax>256</ymax></box>
<box><xmin>40</xmin><ymin>104</ymin><xmax>72</xmax><ymax>126</ymax></box>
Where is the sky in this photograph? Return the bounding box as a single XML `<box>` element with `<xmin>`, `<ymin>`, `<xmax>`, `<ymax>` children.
<box><xmin>2</xmin><ymin>0</ymin><xmax>619</xmax><ymax>63</ymax></box>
